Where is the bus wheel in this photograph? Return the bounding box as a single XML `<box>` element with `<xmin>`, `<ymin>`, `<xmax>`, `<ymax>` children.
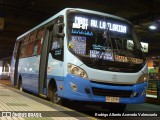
<box><xmin>50</xmin><ymin>88</ymin><xmax>61</xmax><ymax>104</ymax></box>
<box><xmin>18</xmin><ymin>80</ymin><xmax>23</xmax><ymax>91</ymax></box>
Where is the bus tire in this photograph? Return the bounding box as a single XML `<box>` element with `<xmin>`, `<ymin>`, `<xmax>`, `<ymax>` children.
<box><xmin>50</xmin><ymin>88</ymin><xmax>62</xmax><ymax>104</ymax></box>
<box><xmin>18</xmin><ymin>79</ymin><xmax>23</xmax><ymax>91</ymax></box>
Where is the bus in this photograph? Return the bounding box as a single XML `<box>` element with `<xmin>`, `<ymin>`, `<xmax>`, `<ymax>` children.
<box><xmin>10</xmin><ymin>8</ymin><xmax>148</xmax><ymax>111</ymax></box>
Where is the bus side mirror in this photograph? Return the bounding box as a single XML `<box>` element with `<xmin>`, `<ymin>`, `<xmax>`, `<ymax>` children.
<box><xmin>53</xmin><ymin>23</ymin><xmax>65</xmax><ymax>38</ymax></box>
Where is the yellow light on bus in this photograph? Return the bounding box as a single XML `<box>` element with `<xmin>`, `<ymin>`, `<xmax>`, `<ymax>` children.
<box><xmin>60</xmin><ymin>86</ymin><xmax>63</xmax><ymax>90</ymax></box>
<box><xmin>136</xmin><ymin>74</ymin><xmax>148</xmax><ymax>84</ymax></box>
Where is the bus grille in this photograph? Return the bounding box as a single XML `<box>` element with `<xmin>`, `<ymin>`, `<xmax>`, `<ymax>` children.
<box><xmin>92</xmin><ymin>87</ymin><xmax>133</xmax><ymax>98</ymax></box>
<box><xmin>91</xmin><ymin>81</ymin><xmax>134</xmax><ymax>86</ymax></box>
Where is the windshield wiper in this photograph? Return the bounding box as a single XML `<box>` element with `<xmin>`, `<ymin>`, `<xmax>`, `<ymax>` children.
<box><xmin>94</xmin><ymin>26</ymin><xmax>112</xmax><ymax>61</ymax></box>
<box><xmin>129</xmin><ymin>43</ymin><xmax>145</xmax><ymax>59</ymax></box>
<box><xmin>95</xmin><ymin>27</ymin><xmax>134</xmax><ymax>66</ymax></box>
<box><xmin>115</xmin><ymin>39</ymin><xmax>135</xmax><ymax>65</ymax></box>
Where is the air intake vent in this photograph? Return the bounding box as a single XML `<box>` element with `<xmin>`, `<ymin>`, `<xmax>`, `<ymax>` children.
<box><xmin>92</xmin><ymin>87</ymin><xmax>133</xmax><ymax>98</ymax></box>
<box><xmin>91</xmin><ymin>81</ymin><xmax>134</xmax><ymax>86</ymax></box>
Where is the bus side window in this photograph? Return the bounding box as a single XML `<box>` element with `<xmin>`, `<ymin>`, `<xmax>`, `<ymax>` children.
<box><xmin>34</xmin><ymin>38</ymin><xmax>43</xmax><ymax>55</ymax></box>
<box><xmin>20</xmin><ymin>46</ymin><xmax>26</xmax><ymax>58</ymax></box>
<box><xmin>27</xmin><ymin>32</ymin><xmax>36</xmax><ymax>57</ymax></box>
<box><xmin>50</xmin><ymin>17</ymin><xmax>64</xmax><ymax>61</ymax></box>
<box><xmin>14</xmin><ymin>42</ymin><xmax>19</xmax><ymax>59</ymax></box>
<box><xmin>20</xmin><ymin>36</ymin><xmax>29</xmax><ymax>58</ymax></box>
<box><xmin>51</xmin><ymin>37</ymin><xmax>63</xmax><ymax>61</ymax></box>
<box><xmin>27</xmin><ymin>42</ymin><xmax>35</xmax><ymax>56</ymax></box>
<box><xmin>33</xmin><ymin>28</ymin><xmax>45</xmax><ymax>55</ymax></box>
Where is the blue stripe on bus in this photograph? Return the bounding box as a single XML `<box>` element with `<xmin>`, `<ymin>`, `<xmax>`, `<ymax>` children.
<box><xmin>62</xmin><ymin>73</ymin><xmax>147</xmax><ymax>104</ymax></box>
<box><xmin>19</xmin><ymin>72</ymin><xmax>147</xmax><ymax>104</ymax></box>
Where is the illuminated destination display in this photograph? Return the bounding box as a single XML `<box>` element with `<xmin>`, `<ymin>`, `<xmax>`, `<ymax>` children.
<box><xmin>72</xmin><ymin>16</ymin><xmax>127</xmax><ymax>33</ymax></box>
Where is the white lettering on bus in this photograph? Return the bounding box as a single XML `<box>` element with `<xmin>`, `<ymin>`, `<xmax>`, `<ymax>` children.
<box><xmin>91</xmin><ymin>19</ymin><xmax>98</xmax><ymax>28</ymax></box>
<box><xmin>72</xmin><ymin>16</ymin><xmax>88</xmax><ymax>30</ymax></box>
<box><xmin>107</xmin><ymin>23</ymin><xmax>127</xmax><ymax>33</ymax></box>
<box><xmin>99</xmin><ymin>21</ymin><xmax>106</xmax><ymax>29</ymax></box>
<box><xmin>72</xmin><ymin>16</ymin><xmax>127</xmax><ymax>33</ymax></box>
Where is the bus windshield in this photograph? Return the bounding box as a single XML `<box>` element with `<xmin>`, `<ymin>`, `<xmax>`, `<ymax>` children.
<box><xmin>67</xmin><ymin>10</ymin><xmax>145</xmax><ymax>72</ymax></box>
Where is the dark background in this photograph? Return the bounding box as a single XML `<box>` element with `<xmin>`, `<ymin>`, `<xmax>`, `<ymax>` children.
<box><xmin>0</xmin><ymin>0</ymin><xmax>160</xmax><ymax>59</ymax></box>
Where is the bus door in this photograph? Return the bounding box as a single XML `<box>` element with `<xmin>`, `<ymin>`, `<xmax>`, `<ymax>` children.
<box><xmin>14</xmin><ymin>41</ymin><xmax>22</xmax><ymax>87</ymax></box>
<box><xmin>38</xmin><ymin>26</ymin><xmax>53</xmax><ymax>95</ymax></box>
<box><xmin>39</xmin><ymin>16</ymin><xmax>64</xmax><ymax>96</ymax></box>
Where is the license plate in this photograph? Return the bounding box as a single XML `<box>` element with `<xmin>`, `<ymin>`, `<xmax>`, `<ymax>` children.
<box><xmin>106</xmin><ymin>96</ymin><xmax>120</xmax><ymax>103</ymax></box>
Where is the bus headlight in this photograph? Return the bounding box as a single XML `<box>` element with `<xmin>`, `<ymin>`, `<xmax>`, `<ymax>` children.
<box><xmin>71</xmin><ymin>67</ymin><xmax>79</xmax><ymax>74</ymax></box>
<box><xmin>68</xmin><ymin>63</ymin><xmax>88</xmax><ymax>79</ymax></box>
<box><xmin>136</xmin><ymin>73</ymin><xmax>148</xmax><ymax>84</ymax></box>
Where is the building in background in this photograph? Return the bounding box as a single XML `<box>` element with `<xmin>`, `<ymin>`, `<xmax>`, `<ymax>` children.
<box><xmin>147</xmin><ymin>57</ymin><xmax>160</xmax><ymax>98</ymax></box>
<box><xmin>0</xmin><ymin>57</ymin><xmax>11</xmax><ymax>79</ymax></box>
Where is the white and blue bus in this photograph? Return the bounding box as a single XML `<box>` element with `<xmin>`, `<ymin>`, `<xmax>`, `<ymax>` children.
<box><xmin>10</xmin><ymin>8</ymin><xmax>148</xmax><ymax>111</ymax></box>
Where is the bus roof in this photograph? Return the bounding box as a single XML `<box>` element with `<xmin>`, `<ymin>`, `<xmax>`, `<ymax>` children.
<box><xmin>17</xmin><ymin>8</ymin><xmax>131</xmax><ymax>41</ymax></box>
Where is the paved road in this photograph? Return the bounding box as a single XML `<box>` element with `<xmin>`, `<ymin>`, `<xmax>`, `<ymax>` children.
<box><xmin>62</xmin><ymin>101</ymin><xmax>160</xmax><ymax>119</ymax></box>
<box><xmin>1</xmin><ymin>79</ymin><xmax>160</xmax><ymax>120</ymax></box>
<box><xmin>0</xmin><ymin>79</ymin><xmax>94</xmax><ymax>120</ymax></box>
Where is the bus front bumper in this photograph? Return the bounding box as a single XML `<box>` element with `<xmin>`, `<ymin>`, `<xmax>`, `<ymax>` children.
<box><xmin>62</xmin><ymin>74</ymin><xmax>147</xmax><ymax>104</ymax></box>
